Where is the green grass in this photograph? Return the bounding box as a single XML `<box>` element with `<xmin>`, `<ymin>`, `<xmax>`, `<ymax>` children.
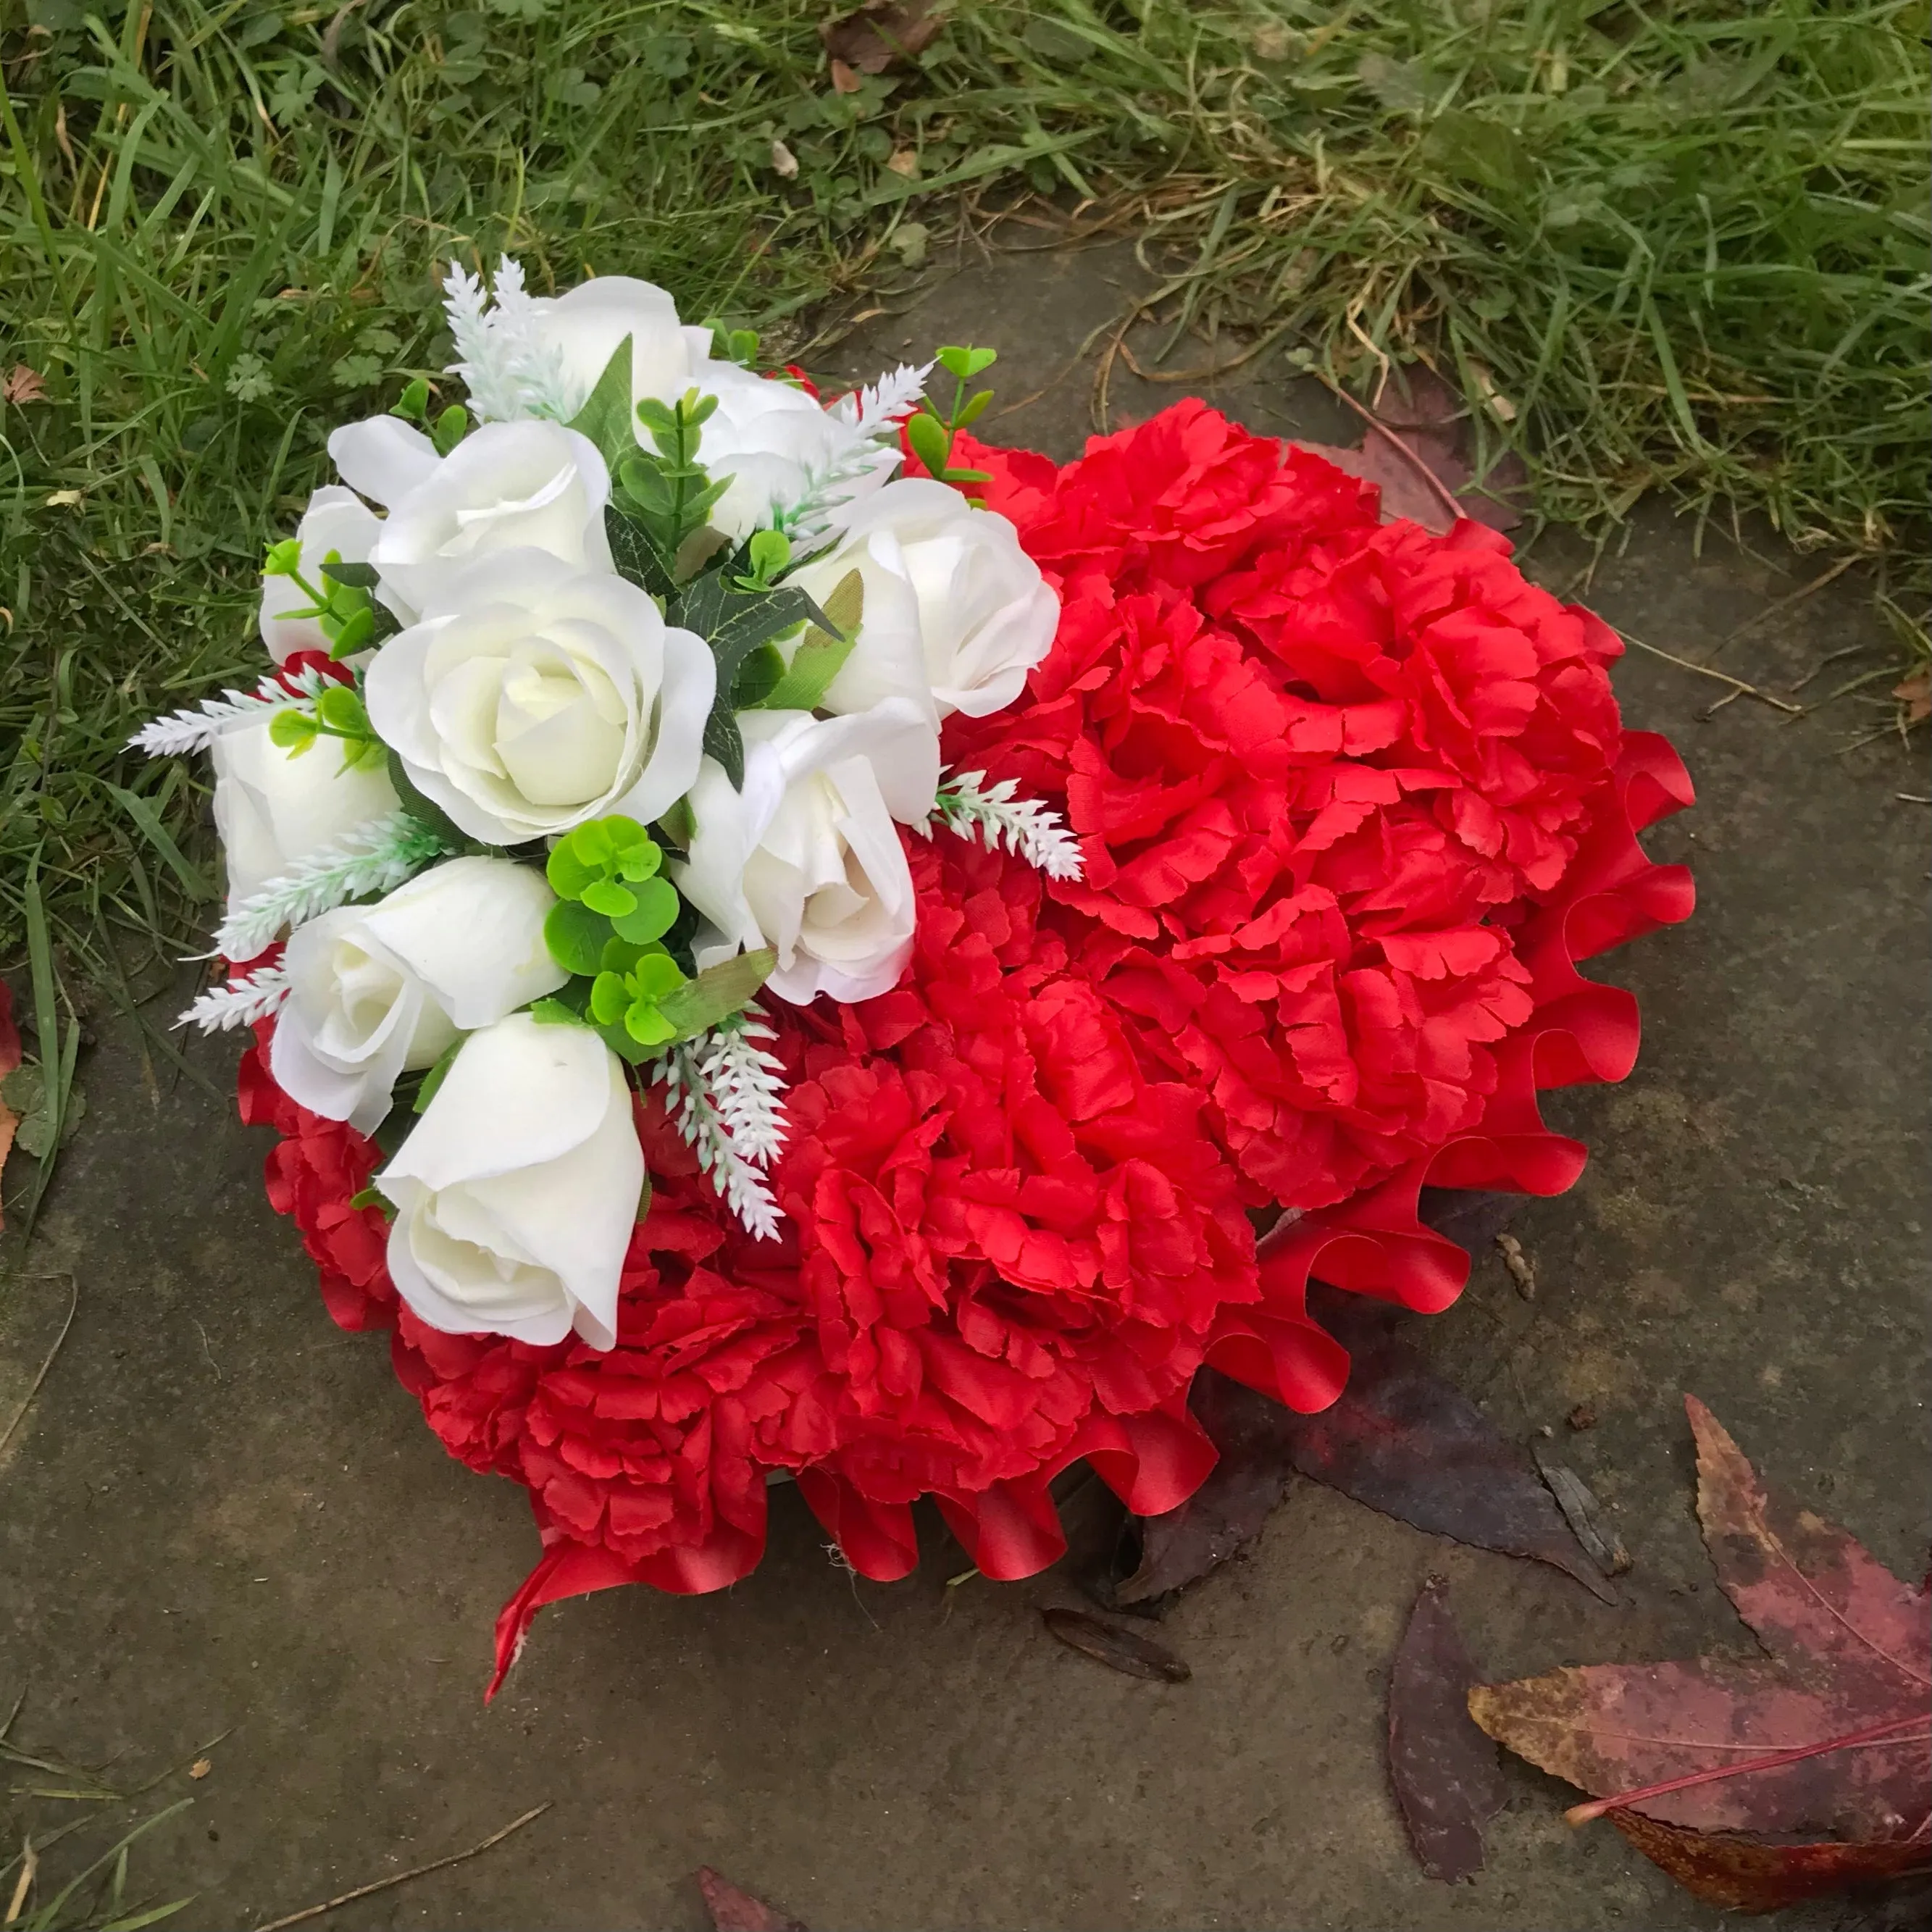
<box><xmin>1</xmin><ymin>0</ymin><xmax>1927</xmax><ymax>1050</ymax></box>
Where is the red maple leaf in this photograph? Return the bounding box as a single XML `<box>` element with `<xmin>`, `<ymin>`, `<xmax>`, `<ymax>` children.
<box><xmin>1470</xmin><ymin>1396</ymin><xmax>1930</xmax><ymax>1910</ymax></box>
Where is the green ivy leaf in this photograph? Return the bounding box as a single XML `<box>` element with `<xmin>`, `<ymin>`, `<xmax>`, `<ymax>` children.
<box><xmin>653</xmin><ymin>947</ymin><xmax>777</xmax><ymax>1041</ymax></box>
<box><xmin>757</xmin><ymin>568</ymin><xmax>865</xmax><ymax>711</ymax></box>
<box><xmin>565</xmin><ymin>337</ymin><xmax>638</xmax><ymax>470</ymax></box>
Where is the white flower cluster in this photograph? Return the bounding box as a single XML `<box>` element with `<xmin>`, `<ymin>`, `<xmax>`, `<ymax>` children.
<box><xmin>135</xmin><ymin>259</ymin><xmax>1079</xmax><ymax>1355</ymax></box>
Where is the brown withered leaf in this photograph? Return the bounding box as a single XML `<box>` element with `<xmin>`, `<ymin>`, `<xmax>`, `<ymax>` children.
<box><xmin>1281</xmin><ymin>1292</ymin><xmax>1620</xmax><ymax>1604</ymax></box>
<box><xmin>695</xmin><ymin>1866</ymin><xmax>808</xmax><ymax>1932</ymax></box>
<box><xmin>1043</xmin><ymin>1607</ymin><xmax>1191</xmax><ymax>1682</ymax></box>
<box><xmin>3</xmin><ymin>365</ymin><xmax>48</xmax><ymax>406</ymax></box>
<box><xmin>1114</xmin><ymin>1369</ymin><xmax>1293</xmax><ymax>1605</ymax></box>
<box><xmin>1892</xmin><ymin>672</ymin><xmax>1930</xmax><ymax>725</ymax></box>
<box><xmin>820</xmin><ymin>0</ymin><xmax>946</xmax><ymax>76</ymax></box>
<box><xmin>1529</xmin><ymin>1439</ymin><xmax>1631</xmax><ymax>1577</ymax></box>
<box><xmin>1471</xmin><ymin>1397</ymin><xmax>1931</xmax><ymax>1912</ymax></box>
<box><xmin>1610</xmin><ymin>1809</ymin><xmax>1931</xmax><ymax>1914</ymax></box>
<box><xmin>1389</xmin><ymin>1575</ymin><xmax>1507</xmax><ymax>1882</ymax></box>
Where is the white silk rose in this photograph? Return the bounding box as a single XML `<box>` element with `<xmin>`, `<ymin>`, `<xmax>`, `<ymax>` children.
<box><xmin>269</xmin><ymin>858</ymin><xmax>566</xmax><ymax>1134</ymax></box>
<box><xmin>258</xmin><ymin>485</ymin><xmax>395</xmax><ymax>663</ymax></box>
<box><xmin>522</xmin><ymin>275</ymin><xmax>722</xmax><ymax>419</ymax></box>
<box><xmin>377</xmin><ymin>1013</ymin><xmax>643</xmax><ymax>1350</ymax></box>
<box><xmin>698</xmin><ymin>368</ymin><xmax>898</xmax><ymax>543</ymax></box>
<box><xmin>325</xmin><ymin>417</ymin><xmax>613</xmax><ymax>612</ymax></box>
<box><xmin>673</xmin><ymin>699</ymin><xmax>937</xmax><ymax>1005</ymax></box>
<box><xmin>211</xmin><ymin>716</ymin><xmax>401</xmax><ymax>915</ymax></box>
<box><xmin>364</xmin><ymin>548</ymin><xmax>715</xmax><ymax>846</ymax></box>
<box><xmin>790</xmin><ymin>477</ymin><xmax>1058</xmax><ymax>722</ymax></box>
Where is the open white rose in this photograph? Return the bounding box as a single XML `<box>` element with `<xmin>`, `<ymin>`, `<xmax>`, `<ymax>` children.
<box><xmin>269</xmin><ymin>858</ymin><xmax>566</xmax><ymax>1134</ymax></box>
<box><xmin>323</xmin><ymin>419</ymin><xmax>613</xmax><ymax>613</ymax></box>
<box><xmin>378</xmin><ymin>1013</ymin><xmax>643</xmax><ymax>1350</ymax></box>
<box><xmin>524</xmin><ymin>275</ymin><xmax>723</xmax><ymax>420</ymax></box>
<box><xmin>699</xmin><ymin>368</ymin><xmax>898</xmax><ymax>543</ymax></box>
<box><xmin>259</xmin><ymin>485</ymin><xmax>403</xmax><ymax>663</ymax></box>
<box><xmin>673</xmin><ymin>699</ymin><xmax>937</xmax><ymax>1005</ymax></box>
<box><xmin>211</xmin><ymin>716</ymin><xmax>401</xmax><ymax>916</ymax></box>
<box><xmin>790</xmin><ymin>477</ymin><xmax>1058</xmax><ymax>721</ymax></box>
<box><xmin>364</xmin><ymin>548</ymin><xmax>715</xmax><ymax>846</ymax></box>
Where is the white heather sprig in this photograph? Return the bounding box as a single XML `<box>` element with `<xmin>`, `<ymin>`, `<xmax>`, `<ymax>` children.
<box><xmin>774</xmin><ymin>361</ymin><xmax>932</xmax><ymax>546</ymax></box>
<box><xmin>693</xmin><ymin>1006</ymin><xmax>788</xmax><ymax>1167</ymax></box>
<box><xmin>653</xmin><ymin>1036</ymin><xmax>785</xmax><ymax>1242</ymax></box>
<box><xmin>175</xmin><ymin>963</ymin><xmax>290</xmax><ymax>1033</ymax></box>
<box><xmin>212</xmin><ymin>811</ymin><xmax>452</xmax><ymax>963</ymax></box>
<box><xmin>828</xmin><ymin>361</ymin><xmax>932</xmax><ymax>440</ymax></box>
<box><xmin>129</xmin><ymin>666</ymin><xmax>330</xmax><ymax>758</ymax></box>
<box><xmin>929</xmin><ymin>770</ymin><xmax>1085</xmax><ymax>882</ymax></box>
<box><xmin>441</xmin><ymin>256</ymin><xmax>569</xmax><ymax>422</ymax></box>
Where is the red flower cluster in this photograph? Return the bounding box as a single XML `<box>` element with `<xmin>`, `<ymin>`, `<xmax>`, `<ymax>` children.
<box><xmin>242</xmin><ymin>405</ymin><xmax>1693</xmax><ymax>1688</ymax></box>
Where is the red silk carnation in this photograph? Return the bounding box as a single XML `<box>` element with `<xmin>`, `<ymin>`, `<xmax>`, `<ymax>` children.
<box><xmin>242</xmin><ymin>405</ymin><xmax>1694</xmax><ymax>1689</ymax></box>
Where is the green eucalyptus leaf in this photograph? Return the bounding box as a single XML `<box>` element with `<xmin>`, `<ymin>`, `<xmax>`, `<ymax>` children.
<box><xmin>609</xmin><ymin>876</ymin><xmax>680</xmax><ymax>945</ymax></box>
<box><xmin>905</xmin><ymin>409</ymin><xmax>950</xmax><ymax>474</ymax></box>
<box><xmin>544</xmin><ymin>898</ymin><xmax>614</xmax><ymax>977</ymax></box>
<box><xmin>624</xmin><ymin>1001</ymin><xmax>677</xmax><ymax>1047</ymax></box>
<box><xmin>955</xmin><ymin>387</ymin><xmax>995</xmax><ymax>427</ymax></box>
<box><xmin>545</xmin><ymin>838</ymin><xmax>600</xmax><ymax>902</ymax></box>
<box><xmin>589</xmin><ymin>969</ymin><xmax>630</xmax><ymax>1026</ymax></box>
<box><xmin>580</xmin><ymin>877</ymin><xmax>637</xmax><ymax>918</ymax></box>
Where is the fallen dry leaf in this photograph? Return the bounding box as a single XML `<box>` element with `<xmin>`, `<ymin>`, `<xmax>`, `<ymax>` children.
<box><xmin>1389</xmin><ymin>1575</ymin><xmax>1507</xmax><ymax>1882</ymax></box>
<box><xmin>827</xmin><ymin>56</ymin><xmax>861</xmax><ymax>93</ymax></box>
<box><xmin>1471</xmin><ymin>1396</ymin><xmax>1931</xmax><ymax>1910</ymax></box>
<box><xmin>188</xmin><ymin>1757</ymin><xmax>213</xmax><ymax>1781</ymax></box>
<box><xmin>819</xmin><ymin>0</ymin><xmax>946</xmax><ymax>75</ymax></box>
<box><xmin>884</xmin><ymin>147</ymin><xmax>919</xmax><ymax>178</ymax></box>
<box><xmin>1529</xmin><ymin>1439</ymin><xmax>1631</xmax><ymax>1577</ymax></box>
<box><xmin>1891</xmin><ymin>672</ymin><xmax>1930</xmax><ymax>725</ymax></box>
<box><xmin>1114</xmin><ymin>1369</ymin><xmax>1294</xmax><ymax>1605</ymax></box>
<box><xmin>1608</xmin><ymin>1806</ymin><xmax>1931</xmax><ymax>1912</ymax></box>
<box><xmin>1043</xmin><ymin>1607</ymin><xmax>1191</xmax><ymax>1682</ymax></box>
<box><xmin>769</xmin><ymin>138</ymin><xmax>799</xmax><ymax>180</ymax></box>
<box><xmin>1279</xmin><ymin>1292</ymin><xmax>1620</xmax><ymax>1603</ymax></box>
<box><xmin>3</xmin><ymin>365</ymin><xmax>47</xmax><ymax>406</ymax></box>
<box><xmin>0</xmin><ymin>981</ymin><xmax>20</xmax><ymax>1231</ymax></box>
<box><xmin>1296</xmin><ymin>362</ymin><xmax>1529</xmax><ymax>535</ymax></box>
<box><xmin>695</xmin><ymin>1866</ymin><xmax>807</xmax><ymax>1932</ymax></box>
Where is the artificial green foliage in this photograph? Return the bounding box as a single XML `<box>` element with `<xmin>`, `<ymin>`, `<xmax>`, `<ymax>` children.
<box><xmin>590</xmin><ymin>946</ymin><xmax>687</xmax><ymax>1047</ymax></box>
<box><xmin>259</xmin><ymin>545</ymin><xmax>396</xmax><ymax>659</ymax></box>
<box><xmin>268</xmin><ymin>681</ymin><xmax>387</xmax><ymax>772</ymax></box>
<box><xmin>908</xmin><ymin>344</ymin><xmax>998</xmax><ymax>488</ymax></box>
<box><xmin>757</xmin><ymin>569</ymin><xmax>866</xmax><ymax>712</ymax></box>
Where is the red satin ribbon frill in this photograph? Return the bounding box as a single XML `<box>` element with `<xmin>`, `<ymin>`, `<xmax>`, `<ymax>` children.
<box><xmin>236</xmin><ymin>409</ymin><xmax>1694</xmax><ymax>1697</ymax></box>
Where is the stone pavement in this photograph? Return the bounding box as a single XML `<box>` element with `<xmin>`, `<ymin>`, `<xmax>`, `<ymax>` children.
<box><xmin>2</xmin><ymin>244</ymin><xmax>1926</xmax><ymax>1931</ymax></box>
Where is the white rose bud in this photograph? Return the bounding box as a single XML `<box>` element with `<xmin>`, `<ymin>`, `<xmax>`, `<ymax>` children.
<box><xmin>269</xmin><ymin>858</ymin><xmax>566</xmax><ymax>1134</ymax></box>
<box><xmin>378</xmin><ymin>1013</ymin><xmax>644</xmax><ymax>1351</ymax></box>
<box><xmin>790</xmin><ymin>477</ymin><xmax>1058</xmax><ymax>722</ymax></box>
<box><xmin>211</xmin><ymin>716</ymin><xmax>401</xmax><ymax>915</ymax></box>
<box><xmin>673</xmin><ymin>699</ymin><xmax>937</xmax><ymax>1005</ymax></box>
<box><xmin>259</xmin><ymin>485</ymin><xmax>403</xmax><ymax>664</ymax></box>
<box><xmin>364</xmin><ymin>548</ymin><xmax>715</xmax><ymax>847</ymax></box>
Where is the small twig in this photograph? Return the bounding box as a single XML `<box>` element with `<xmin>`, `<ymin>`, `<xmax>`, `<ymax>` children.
<box><xmin>0</xmin><ymin>1276</ymin><xmax>78</xmax><ymax>1465</ymax></box>
<box><xmin>1116</xmin><ymin>321</ymin><xmax>1293</xmax><ymax>387</ymax></box>
<box><xmin>249</xmin><ymin>1805</ymin><xmax>551</xmax><ymax>1932</ymax></box>
<box><xmin>1704</xmin><ymin>553</ymin><xmax>1861</xmax><ymax>662</ymax></box>
<box><xmin>7</xmin><ymin>1840</ymin><xmax>35</xmax><ymax>1926</ymax></box>
<box><xmin>1897</xmin><ymin>793</ymin><xmax>1931</xmax><ymax>806</ymax></box>
<box><xmin>1621</xmin><ymin>633</ymin><xmax>1802</xmax><ymax>715</ymax></box>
